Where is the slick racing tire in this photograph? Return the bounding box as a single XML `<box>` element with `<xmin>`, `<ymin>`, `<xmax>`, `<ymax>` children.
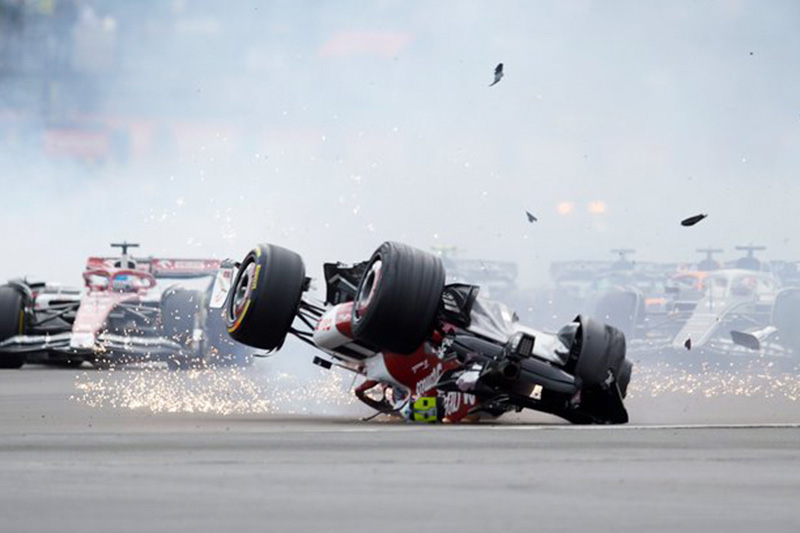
<box><xmin>204</xmin><ymin>307</ymin><xmax>253</xmax><ymax>367</ymax></box>
<box><xmin>162</xmin><ymin>289</ymin><xmax>204</xmax><ymax>347</ymax></box>
<box><xmin>593</xmin><ymin>290</ymin><xmax>642</xmax><ymax>340</ymax></box>
<box><xmin>0</xmin><ymin>286</ymin><xmax>26</xmax><ymax>369</ymax></box>
<box><xmin>226</xmin><ymin>244</ymin><xmax>306</xmax><ymax>351</ymax></box>
<box><xmin>573</xmin><ymin>316</ymin><xmax>626</xmax><ymax>388</ymax></box>
<box><xmin>773</xmin><ymin>290</ymin><xmax>800</xmax><ymax>353</ymax></box>
<box><xmin>617</xmin><ymin>358</ymin><xmax>632</xmax><ymax>398</ymax></box>
<box><xmin>352</xmin><ymin>241</ymin><xmax>445</xmax><ymax>355</ymax></box>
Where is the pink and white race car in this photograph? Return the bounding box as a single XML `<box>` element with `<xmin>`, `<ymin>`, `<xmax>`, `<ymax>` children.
<box><xmin>0</xmin><ymin>243</ymin><xmax>250</xmax><ymax>369</ymax></box>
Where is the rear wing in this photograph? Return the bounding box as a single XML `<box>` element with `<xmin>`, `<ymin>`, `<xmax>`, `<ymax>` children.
<box><xmin>549</xmin><ymin>261</ymin><xmax>618</xmax><ymax>283</ymax></box>
<box><xmin>549</xmin><ymin>260</ymin><xmax>682</xmax><ymax>283</ymax></box>
<box><xmin>85</xmin><ymin>257</ymin><xmax>222</xmax><ymax>277</ymax></box>
<box><xmin>442</xmin><ymin>258</ymin><xmax>518</xmax><ymax>285</ymax></box>
<box><xmin>149</xmin><ymin>259</ymin><xmax>222</xmax><ymax>276</ymax></box>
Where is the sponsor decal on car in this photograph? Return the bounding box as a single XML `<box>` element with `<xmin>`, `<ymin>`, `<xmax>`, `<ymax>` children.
<box><xmin>530</xmin><ymin>384</ymin><xmax>543</xmax><ymax>400</ymax></box>
<box><xmin>411</xmin><ymin>359</ymin><xmax>430</xmax><ymax>374</ymax></box>
<box><xmin>415</xmin><ymin>364</ymin><xmax>442</xmax><ymax>395</ymax></box>
<box><xmin>442</xmin><ymin>391</ymin><xmax>476</xmax><ymax>417</ymax></box>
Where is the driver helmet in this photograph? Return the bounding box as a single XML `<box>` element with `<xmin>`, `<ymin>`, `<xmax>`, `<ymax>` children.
<box><xmin>112</xmin><ymin>274</ymin><xmax>136</xmax><ymax>292</ymax></box>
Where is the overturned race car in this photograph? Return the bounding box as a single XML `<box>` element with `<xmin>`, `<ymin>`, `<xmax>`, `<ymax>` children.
<box><xmin>0</xmin><ymin>243</ymin><xmax>252</xmax><ymax>369</ymax></box>
<box><xmin>225</xmin><ymin>241</ymin><xmax>633</xmax><ymax>424</ymax></box>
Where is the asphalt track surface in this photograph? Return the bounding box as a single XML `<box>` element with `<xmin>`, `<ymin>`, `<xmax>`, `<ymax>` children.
<box><xmin>1</xmin><ymin>366</ymin><xmax>799</xmax><ymax>533</ymax></box>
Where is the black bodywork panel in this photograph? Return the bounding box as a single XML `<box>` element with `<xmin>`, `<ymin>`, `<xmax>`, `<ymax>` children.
<box><xmin>323</xmin><ymin>261</ymin><xmax>368</xmax><ymax>305</ymax></box>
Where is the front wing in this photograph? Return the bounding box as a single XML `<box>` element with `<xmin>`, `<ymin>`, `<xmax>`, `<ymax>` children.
<box><xmin>0</xmin><ymin>332</ymin><xmax>187</xmax><ymax>362</ymax></box>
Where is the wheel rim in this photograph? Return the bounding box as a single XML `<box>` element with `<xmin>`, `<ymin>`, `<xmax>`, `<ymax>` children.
<box><xmin>227</xmin><ymin>259</ymin><xmax>258</xmax><ymax>331</ymax></box>
<box><xmin>354</xmin><ymin>259</ymin><xmax>382</xmax><ymax>320</ymax></box>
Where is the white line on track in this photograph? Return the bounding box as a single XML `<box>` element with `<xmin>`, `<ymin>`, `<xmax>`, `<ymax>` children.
<box><xmin>497</xmin><ymin>422</ymin><xmax>800</xmax><ymax>431</ymax></box>
<box><xmin>275</xmin><ymin>422</ymin><xmax>800</xmax><ymax>434</ymax></box>
<box><xmin>6</xmin><ymin>423</ymin><xmax>799</xmax><ymax>441</ymax></box>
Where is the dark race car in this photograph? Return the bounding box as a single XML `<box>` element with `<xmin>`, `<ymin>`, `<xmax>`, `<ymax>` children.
<box><xmin>585</xmin><ymin>249</ymin><xmax>718</xmax><ymax>343</ymax></box>
<box><xmin>587</xmin><ymin>247</ymin><xmax>800</xmax><ymax>366</ymax></box>
<box><xmin>0</xmin><ymin>243</ymin><xmax>252</xmax><ymax>369</ymax></box>
<box><xmin>224</xmin><ymin>241</ymin><xmax>632</xmax><ymax>424</ymax></box>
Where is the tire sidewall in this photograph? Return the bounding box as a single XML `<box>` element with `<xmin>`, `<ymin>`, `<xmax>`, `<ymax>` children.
<box><xmin>225</xmin><ymin>244</ymin><xmax>306</xmax><ymax>351</ymax></box>
<box><xmin>0</xmin><ymin>286</ymin><xmax>26</xmax><ymax>368</ymax></box>
<box><xmin>205</xmin><ymin>306</ymin><xmax>252</xmax><ymax>366</ymax></box>
<box><xmin>574</xmin><ymin>316</ymin><xmax>627</xmax><ymax>388</ymax></box>
<box><xmin>162</xmin><ymin>289</ymin><xmax>203</xmax><ymax>345</ymax></box>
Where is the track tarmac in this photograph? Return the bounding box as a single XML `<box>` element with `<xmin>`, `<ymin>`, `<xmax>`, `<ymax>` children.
<box><xmin>0</xmin><ymin>366</ymin><xmax>798</xmax><ymax>533</ymax></box>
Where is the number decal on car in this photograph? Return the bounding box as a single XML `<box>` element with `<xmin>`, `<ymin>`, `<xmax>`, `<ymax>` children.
<box><xmin>411</xmin><ymin>396</ymin><xmax>439</xmax><ymax>423</ymax></box>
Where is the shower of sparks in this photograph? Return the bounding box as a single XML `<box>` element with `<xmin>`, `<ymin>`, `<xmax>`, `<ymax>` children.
<box><xmin>72</xmin><ymin>366</ymin><xmax>358</xmax><ymax>416</ymax></box>
<box><xmin>70</xmin><ymin>358</ymin><xmax>799</xmax><ymax>419</ymax></box>
<box><xmin>628</xmin><ymin>360</ymin><xmax>800</xmax><ymax>401</ymax></box>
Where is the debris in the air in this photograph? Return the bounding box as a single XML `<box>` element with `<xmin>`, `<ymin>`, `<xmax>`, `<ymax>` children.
<box><xmin>681</xmin><ymin>214</ymin><xmax>707</xmax><ymax>227</ymax></box>
<box><xmin>489</xmin><ymin>63</ymin><xmax>504</xmax><ymax>86</ymax></box>
<box><xmin>526</xmin><ymin>211</ymin><xmax>538</xmax><ymax>223</ymax></box>
<box><xmin>730</xmin><ymin>330</ymin><xmax>761</xmax><ymax>351</ymax></box>
<box><xmin>684</xmin><ymin>337</ymin><xmax>692</xmax><ymax>351</ymax></box>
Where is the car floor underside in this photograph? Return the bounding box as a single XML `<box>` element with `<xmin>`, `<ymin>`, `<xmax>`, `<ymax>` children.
<box><xmin>435</xmin><ymin>332</ymin><xmax>629</xmax><ymax>424</ymax></box>
<box><xmin>0</xmin><ymin>301</ymin><xmax>186</xmax><ymax>362</ymax></box>
<box><xmin>292</xmin><ymin>278</ymin><xmax>630</xmax><ymax>424</ymax></box>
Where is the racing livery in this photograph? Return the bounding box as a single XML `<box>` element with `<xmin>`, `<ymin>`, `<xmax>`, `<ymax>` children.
<box><xmin>0</xmin><ymin>243</ymin><xmax>250</xmax><ymax>369</ymax></box>
<box><xmin>571</xmin><ymin>247</ymin><xmax>800</xmax><ymax>363</ymax></box>
<box><xmin>224</xmin><ymin>241</ymin><xmax>633</xmax><ymax>424</ymax></box>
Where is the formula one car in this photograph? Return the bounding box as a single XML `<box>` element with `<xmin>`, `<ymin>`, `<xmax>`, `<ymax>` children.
<box><xmin>224</xmin><ymin>241</ymin><xmax>632</xmax><ymax>424</ymax></box>
<box><xmin>670</xmin><ymin>266</ymin><xmax>800</xmax><ymax>361</ymax></box>
<box><xmin>528</xmin><ymin>249</ymin><xmax>679</xmax><ymax>331</ymax></box>
<box><xmin>591</xmin><ymin>246</ymin><xmax>800</xmax><ymax>363</ymax></box>
<box><xmin>0</xmin><ymin>243</ymin><xmax>252</xmax><ymax>369</ymax></box>
<box><xmin>529</xmin><ymin>249</ymin><xmax>682</xmax><ymax>335</ymax></box>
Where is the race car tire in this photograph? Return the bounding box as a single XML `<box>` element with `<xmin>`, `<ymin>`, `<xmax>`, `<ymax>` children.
<box><xmin>573</xmin><ymin>316</ymin><xmax>626</xmax><ymax>388</ymax></box>
<box><xmin>593</xmin><ymin>289</ymin><xmax>643</xmax><ymax>340</ymax></box>
<box><xmin>226</xmin><ymin>244</ymin><xmax>306</xmax><ymax>351</ymax></box>
<box><xmin>204</xmin><ymin>307</ymin><xmax>253</xmax><ymax>367</ymax></box>
<box><xmin>773</xmin><ymin>290</ymin><xmax>800</xmax><ymax>352</ymax></box>
<box><xmin>352</xmin><ymin>241</ymin><xmax>445</xmax><ymax>354</ymax></box>
<box><xmin>617</xmin><ymin>358</ymin><xmax>632</xmax><ymax>398</ymax></box>
<box><xmin>162</xmin><ymin>288</ymin><xmax>204</xmax><ymax>348</ymax></box>
<box><xmin>0</xmin><ymin>286</ymin><xmax>26</xmax><ymax>369</ymax></box>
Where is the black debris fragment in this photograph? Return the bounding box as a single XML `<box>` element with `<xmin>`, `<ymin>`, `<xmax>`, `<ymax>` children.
<box><xmin>490</xmin><ymin>63</ymin><xmax>504</xmax><ymax>86</ymax></box>
<box><xmin>681</xmin><ymin>214</ymin><xmax>708</xmax><ymax>227</ymax></box>
<box><xmin>684</xmin><ymin>337</ymin><xmax>692</xmax><ymax>351</ymax></box>
<box><xmin>526</xmin><ymin>211</ymin><xmax>538</xmax><ymax>223</ymax></box>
